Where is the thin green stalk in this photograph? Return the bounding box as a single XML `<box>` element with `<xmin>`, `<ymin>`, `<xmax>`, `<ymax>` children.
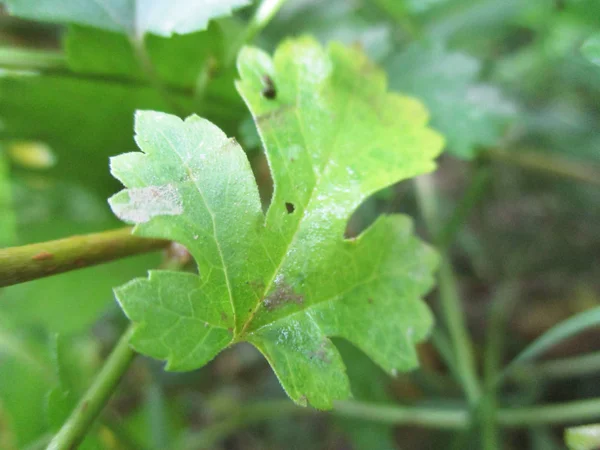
<box><xmin>485</xmin><ymin>148</ymin><xmax>600</xmax><ymax>186</ymax></box>
<box><xmin>0</xmin><ymin>47</ymin><xmax>66</xmax><ymax>71</ymax></box>
<box><xmin>47</xmin><ymin>326</ymin><xmax>136</xmax><ymax>450</ymax></box>
<box><xmin>437</xmin><ymin>261</ymin><xmax>482</xmax><ymax>405</ymax></box>
<box><xmin>146</xmin><ymin>377</ymin><xmax>169</xmax><ymax>450</ymax></box>
<box><xmin>414</xmin><ymin>174</ymin><xmax>481</xmax><ymax>405</ymax></box>
<box><xmin>498</xmin><ymin>398</ymin><xmax>600</xmax><ymax>427</ymax></box>
<box><xmin>244</xmin><ymin>0</ymin><xmax>290</xmax><ymax>43</ymax></box>
<box><xmin>513</xmin><ymin>352</ymin><xmax>600</xmax><ymax>381</ymax></box>
<box><xmin>182</xmin><ymin>397</ymin><xmax>600</xmax><ymax>447</ymax></box>
<box><xmin>480</xmin><ymin>283</ymin><xmax>520</xmax><ymax>450</ymax></box>
<box><xmin>224</xmin><ymin>0</ymin><xmax>289</xmax><ymax>65</ymax></box>
<box><xmin>436</xmin><ymin>165</ymin><xmax>491</xmax><ymax>252</ymax></box>
<box><xmin>0</xmin><ymin>227</ymin><xmax>169</xmax><ymax>288</ymax></box>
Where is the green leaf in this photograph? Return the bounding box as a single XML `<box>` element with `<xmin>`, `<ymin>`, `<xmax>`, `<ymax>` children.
<box><xmin>386</xmin><ymin>42</ymin><xmax>516</xmax><ymax>159</ymax></box>
<box><xmin>582</xmin><ymin>33</ymin><xmax>600</xmax><ymax>67</ymax></box>
<box><xmin>109</xmin><ymin>38</ymin><xmax>442</xmax><ymax>409</ymax></box>
<box><xmin>4</xmin><ymin>0</ymin><xmax>251</xmax><ymax>37</ymax></box>
<box><xmin>565</xmin><ymin>424</ymin><xmax>600</xmax><ymax>450</ymax></box>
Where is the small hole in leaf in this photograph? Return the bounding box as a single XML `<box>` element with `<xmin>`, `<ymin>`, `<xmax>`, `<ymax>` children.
<box><xmin>285</xmin><ymin>202</ymin><xmax>295</xmax><ymax>214</ymax></box>
<box><xmin>261</xmin><ymin>75</ymin><xmax>277</xmax><ymax>99</ymax></box>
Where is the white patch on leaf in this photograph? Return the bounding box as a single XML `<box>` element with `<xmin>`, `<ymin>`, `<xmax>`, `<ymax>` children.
<box><xmin>113</xmin><ymin>184</ymin><xmax>183</xmax><ymax>223</ymax></box>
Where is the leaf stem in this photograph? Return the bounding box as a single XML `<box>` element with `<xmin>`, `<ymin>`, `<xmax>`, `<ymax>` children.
<box><xmin>0</xmin><ymin>227</ymin><xmax>169</xmax><ymax>288</ymax></box>
<box><xmin>436</xmin><ymin>164</ymin><xmax>491</xmax><ymax>252</ymax></box>
<box><xmin>414</xmin><ymin>174</ymin><xmax>481</xmax><ymax>405</ymax></box>
<box><xmin>47</xmin><ymin>325</ymin><xmax>136</xmax><ymax>450</ymax></box>
<box><xmin>244</xmin><ymin>0</ymin><xmax>290</xmax><ymax>43</ymax></box>
<box><xmin>485</xmin><ymin>148</ymin><xmax>600</xmax><ymax>186</ymax></box>
<box><xmin>0</xmin><ymin>46</ymin><xmax>66</xmax><ymax>71</ymax></box>
<box><xmin>182</xmin><ymin>397</ymin><xmax>600</xmax><ymax>448</ymax></box>
<box><xmin>513</xmin><ymin>352</ymin><xmax>600</xmax><ymax>381</ymax></box>
<box><xmin>480</xmin><ymin>282</ymin><xmax>519</xmax><ymax>450</ymax></box>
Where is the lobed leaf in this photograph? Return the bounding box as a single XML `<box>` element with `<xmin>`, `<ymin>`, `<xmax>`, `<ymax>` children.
<box><xmin>110</xmin><ymin>37</ymin><xmax>443</xmax><ymax>409</ymax></box>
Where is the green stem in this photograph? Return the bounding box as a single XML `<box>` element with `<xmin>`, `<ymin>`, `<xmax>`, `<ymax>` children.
<box><xmin>480</xmin><ymin>283</ymin><xmax>519</xmax><ymax>450</ymax></box>
<box><xmin>183</xmin><ymin>397</ymin><xmax>600</xmax><ymax>447</ymax></box>
<box><xmin>244</xmin><ymin>0</ymin><xmax>290</xmax><ymax>43</ymax></box>
<box><xmin>437</xmin><ymin>261</ymin><xmax>482</xmax><ymax>405</ymax></box>
<box><xmin>0</xmin><ymin>47</ymin><xmax>66</xmax><ymax>71</ymax></box>
<box><xmin>436</xmin><ymin>165</ymin><xmax>491</xmax><ymax>252</ymax></box>
<box><xmin>513</xmin><ymin>352</ymin><xmax>600</xmax><ymax>381</ymax></box>
<box><xmin>47</xmin><ymin>326</ymin><xmax>136</xmax><ymax>450</ymax></box>
<box><xmin>414</xmin><ymin>174</ymin><xmax>481</xmax><ymax>405</ymax></box>
<box><xmin>0</xmin><ymin>227</ymin><xmax>169</xmax><ymax>288</ymax></box>
<box><xmin>485</xmin><ymin>148</ymin><xmax>600</xmax><ymax>186</ymax></box>
<box><xmin>498</xmin><ymin>398</ymin><xmax>600</xmax><ymax>427</ymax></box>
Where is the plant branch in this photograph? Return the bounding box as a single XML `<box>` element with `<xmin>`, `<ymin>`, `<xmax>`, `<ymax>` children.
<box><xmin>0</xmin><ymin>227</ymin><xmax>169</xmax><ymax>288</ymax></box>
<box><xmin>47</xmin><ymin>325</ymin><xmax>136</xmax><ymax>450</ymax></box>
<box><xmin>485</xmin><ymin>148</ymin><xmax>600</xmax><ymax>186</ymax></box>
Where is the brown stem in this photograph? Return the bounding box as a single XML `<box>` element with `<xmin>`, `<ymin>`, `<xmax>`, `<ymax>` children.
<box><xmin>0</xmin><ymin>227</ymin><xmax>169</xmax><ymax>288</ymax></box>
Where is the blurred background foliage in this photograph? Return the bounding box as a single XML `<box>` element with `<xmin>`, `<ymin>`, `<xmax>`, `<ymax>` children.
<box><xmin>0</xmin><ymin>0</ymin><xmax>599</xmax><ymax>449</ymax></box>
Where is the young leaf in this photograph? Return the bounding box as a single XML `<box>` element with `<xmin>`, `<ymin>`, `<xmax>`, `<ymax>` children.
<box><xmin>4</xmin><ymin>0</ymin><xmax>251</xmax><ymax>37</ymax></box>
<box><xmin>386</xmin><ymin>42</ymin><xmax>516</xmax><ymax>159</ymax></box>
<box><xmin>109</xmin><ymin>38</ymin><xmax>443</xmax><ymax>409</ymax></box>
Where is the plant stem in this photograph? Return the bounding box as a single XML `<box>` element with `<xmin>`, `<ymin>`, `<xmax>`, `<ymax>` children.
<box><xmin>513</xmin><ymin>352</ymin><xmax>600</xmax><ymax>381</ymax></box>
<box><xmin>0</xmin><ymin>47</ymin><xmax>66</xmax><ymax>71</ymax></box>
<box><xmin>47</xmin><ymin>326</ymin><xmax>136</xmax><ymax>450</ymax></box>
<box><xmin>437</xmin><ymin>261</ymin><xmax>482</xmax><ymax>405</ymax></box>
<box><xmin>183</xmin><ymin>397</ymin><xmax>600</xmax><ymax>447</ymax></box>
<box><xmin>498</xmin><ymin>398</ymin><xmax>600</xmax><ymax>427</ymax></box>
<box><xmin>414</xmin><ymin>174</ymin><xmax>481</xmax><ymax>405</ymax></box>
<box><xmin>485</xmin><ymin>148</ymin><xmax>600</xmax><ymax>186</ymax></box>
<box><xmin>244</xmin><ymin>0</ymin><xmax>290</xmax><ymax>43</ymax></box>
<box><xmin>0</xmin><ymin>227</ymin><xmax>169</xmax><ymax>288</ymax></box>
<box><xmin>480</xmin><ymin>282</ymin><xmax>519</xmax><ymax>450</ymax></box>
<box><xmin>436</xmin><ymin>164</ymin><xmax>491</xmax><ymax>252</ymax></box>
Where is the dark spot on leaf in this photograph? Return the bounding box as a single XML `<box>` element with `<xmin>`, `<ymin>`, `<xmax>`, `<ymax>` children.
<box><xmin>368</xmin><ymin>298</ymin><xmax>373</xmax><ymax>304</ymax></box>
<box><xmin>285</xmin><ymin>202</ymin><xmax>295</xmax><ymax>214</ymax></box>
<box><xmin>220</xmin><ymin>312</ymin><xmax>228</xmax><ymax>322</ymax></box>
<box><xmin>81</xmin><ymin>401</ymin><xmax>89</xmax><ymax>412</ymax></box>
<box><xmin>261</xmin><ymin>75</ymin><xmax>276</xmax><ymax>99</ymax></box>
<box><xmin>263</xmin><ymin>279</ymin><xmax>304</xmax><ymax>311</ymax></box>
<box><xmin>227</xmin><ymin>327</ymin><xmax>233</xmax><ymax>333</ymax></box>
<box><xmin>32</xmin><ymin>251</ymin><xmax>53</xmax><ymax>261</ymax></box>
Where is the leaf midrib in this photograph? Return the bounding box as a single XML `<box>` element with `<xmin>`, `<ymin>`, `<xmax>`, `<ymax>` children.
<box><xmin>239</xmin><ymin>64</ymin><xmax>362</xmax><ymax>337</ymax></box>
<box><xmin>156</xmin><ymin>128</ymin><xmax>237</xmax><ymax>330</ymax></box>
